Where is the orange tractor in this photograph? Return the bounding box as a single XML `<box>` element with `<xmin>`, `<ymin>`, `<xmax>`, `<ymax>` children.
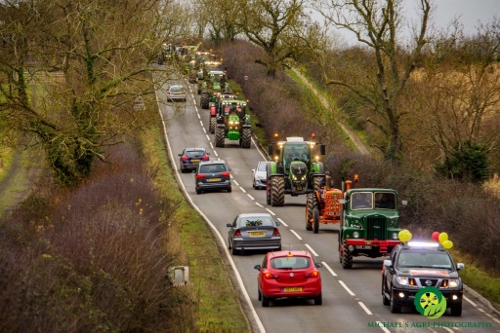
<box><xmin>306</xmin><ymin>173</ymin><xmax>345</xmax><ymax>233</ymax></box>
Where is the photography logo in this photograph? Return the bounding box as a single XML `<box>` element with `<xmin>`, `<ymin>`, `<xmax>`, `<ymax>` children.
<box><xmin>414</xmin><ymin>287</ymin><xmax>446</xmax><ymax>319</ymax></box>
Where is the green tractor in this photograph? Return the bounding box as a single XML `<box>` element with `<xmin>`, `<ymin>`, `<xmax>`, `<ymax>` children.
<box><xmin>199</xmin><ymin>70</ymin><xmax>226</xmax><ymax>109</ymax></box>
<box><xmin>209</xmin><ymin>92</ymin><xmax>237</xmax><ymax>134</ymax></box>
<box><xmin>214</xmin><ymin>99</ymin><xmax>251</xmax><ymax>148</ymax></box>
<box><xmin>337</xmin><ymin>177</ymin><xmax>405</xmax><ymax>268</ymax></box>
<box><xmin>266</xmin><ymin>137</ymin><xmax>326</xmax><ymax>206</ymax></box>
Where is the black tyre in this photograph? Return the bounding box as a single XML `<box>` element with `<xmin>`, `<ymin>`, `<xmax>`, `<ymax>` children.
<box><xmin>258</xmin><ymin>289</ymin><xmax>262</xmax><ymax>301</ymax></box>
<box><xmin>240</xmin><ymin>127</ymin><xmax>251</xmax><ymax>148</ymax></box>
<box><xmin>262</xmin><ymin>295</ymin><xmax>270</xmax><ymax>307</ymax></box>
<box><xmin>342</xmin><ymin>242</ymin><xmax>353</xmax><ymax>269</ymax></box>
<box><xmin>305</xmin><ymin>194</ymin><xmax>316</xmax><ymax>231</ymax></box>
<box><xmin>200</xmin><ymin>93</ymin><xmax>210</xmax><ymax>109</ymax></box>
<box><xmin>450</xmin><ymin>305</ymin><xmax>462</xmax><ymax>316</ymax></box>
<box><xmin>313</xmin><ymin>208</ymin><xmax>320</xmax><ymax>234</ymax></box>
<box><xmin>266</xmin><ymin>186</ymin><xmax>271</xmax><ymax>204</ymax></box>
<box><xmin>209</xmin><ymin>117</ymin><xmax>216</xmax><ymax>134</ymax></box>
<box><xmin>314</xmin><ymin>294</ymin><xmax>322</xmax><ymax>305</ymax></box>
<box><xmin>215</xmin><ymin>126</ymin><xmax>225</xmax><ymax>147</ymax></box>
<box><xmin>196</xmin><ymin>188</ymin><xmax>201</xmax><ymax>195</ymax></box>
<box><xmin>231</xmin><ymin>246</ymin><xmax>239</xmax><ymax>255</ymax></box>
<box><xmin>313</xmin><ymin>176</ymin><xmax>321</xmax><ymax>191</ymax></box>
<box><xmin>227</xmin><ymin>187</ymin><xmax>232</xmax><ymax>193</ymax></box>
<box><xmin>382</xmin><ymin>280</ymin><xmax>390</xmax><ymax>306</ymax></box>
<box><xmin>390</xmin><ymin>287</ymin><xmax>401</xmax><ymax>313</ymax></box>
<box><xmin>270</xmin><ymin>177</ymin><xmax>285</xmax><ymax>207</ymax></box>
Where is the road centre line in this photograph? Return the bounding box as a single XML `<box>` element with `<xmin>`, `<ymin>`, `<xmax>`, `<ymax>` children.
<box><xmin>210</xmin><ymin>142</ymin><xmax>214</xmax><ymax>149</ymax></box>
<box><xmin>197</xmin><ymin>113</ymin><xmax>200</xmax><ymax>119</ymax></box>
<box><xmin>464</xmin><ymin>296</ymin><xmax>477</xmax><ymax>306</ymax></box>
<box><xmin>194</xmin><ymin>106</ymin><xmax>198</xmax><ymax>112</ymax></box>
<box><xmin>239</xmin><ymin>187</ymin><xmax>246</xmax><ymax>193</ymax></box>
<box><xmin>358</xmin><ymin>301</ymin><xmax>372</xmax><ymax>315</ymax></box>
<box><xmin>202</xmin><ymin>127</ymin><xmax>206</xmax><ymax>134</ymax></box>
<box><xmin>255</xmin><ymin>202</ymin><xmax>264</xmax><ymax>208</ymax></box>
<box><xmin>247</xmin><ymin>194</ymin><xmax>254</xmax><ymax>200</ymax></box>
<box><xmin>233</xmin><ymin>180</ymin><xmax>239</xmax><ymax>186</ymax></box>
<box><xmin>213</xmin><ymin>150</ymin><xmax>218</xmax><ymax>157</ymax></box>
<box><xmin>200</xmin><ymin>120</ymin><xmax>203</xmax><ymax>127</ymax></box>
<box><xmin>485</xmin><ymin>312</ymin><xmax>500</xmax><ymax>324</ymax></box>
<box><xmin>375</xmin><ymin>322</ymin><xmax>391</xmax><ymax>333</ymax></box>
<box><xmin>443</xmin><ymin>328</ymin><xmax>453</xmax><ymax>333</ymax></box>
<box><xmin>321</xmin><ymin>261</ymin><xmax>337</xmax><ymax>277</ymax></box>
<box><xmin>265</xmin><ymin>208</ymin><xmax>275</xmax><ymax>216</ymax></box>
<box><xmin>277</xmin><ymin>218</ymin><xmax>287</xmax><ymax>227</ymax></box>
<box><xmin>290</xmin><ymin>230</ymin><xmax>302</xmax><ymax>240</ymax></box>
<box><xmin>338</xmin><ymin>280</ymin><xmax>356</xmax><ymax>296</ymax></box>
<box><xmin>304</xmin><ymin>244</ymin><xmax>318</xmax><ymax>256</ymax></box>
<box><xmin>206</xmin><ymin>134</ymin><xmax>210</xmax><ymax>141</ymax></box>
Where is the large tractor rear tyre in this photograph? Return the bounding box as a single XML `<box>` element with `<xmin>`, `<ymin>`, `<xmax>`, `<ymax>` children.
<box><xmin>270</xmin><ymin>177</ymin><xmax>285</xmax><ymax>207</ymax></box>
<box><xmin>215</xmin><ymin>127</ymin><xmax>225</xmax><ymax>147</ymax></box>
<box><xmin>209</xmin><ymin>117</ymin><xmax>216</xmax><ymax>134</ymax></box>
<box><xmin>342</xmin><ymin>242</ymin><xmax>353</xmax><ymax>269</ymax></box>
<box><xmin>200</xmin><ymin>93</ymin><xmax>210</xmax><ymax>109</ymax></box>
<box><xmin>313</xmin><ymin>209</ymin><xmax>320</xmax><ymax>234</ymax></box>
<box><xmin>313</xmin><ymin>176</ymin><xmax>321</xmax><ymax>191</ymax></box>
<box><xmin>306</xmin><ymin>193</ymin><xmax>318</xmax><ymax>231</ymax></box>
<box><xmin>240</xmin><ymin>128</ymin><xmax>251</xmax><ymax>148</ymax></box>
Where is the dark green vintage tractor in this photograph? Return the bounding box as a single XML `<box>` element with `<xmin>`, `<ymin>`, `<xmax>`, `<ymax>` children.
<box><xmin>199</xmin><ymin>70</ymin><xmax>226</xmax><ymax>109</ymax></box>
<box><xmin>214</xmin><ymin>99</ymin><xmax>252</xmax><ymax>148</ymax></box>
<box><xmin>266</xmin><ymin>137</ymin><xmax>326</xmax><ymax>206</ymax></box>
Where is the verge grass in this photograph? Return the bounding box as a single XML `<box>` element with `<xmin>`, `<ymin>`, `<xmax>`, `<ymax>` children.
<box><xmin>139</xmin><ymin>121</ymin><xmax>250</xmax><ymax>332</ymax></box>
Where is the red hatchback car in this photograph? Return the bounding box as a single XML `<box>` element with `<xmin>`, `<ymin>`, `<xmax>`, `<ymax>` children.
<box><xmin>254</xmin><ymin>250</ymin><xmax>322</xmax><ymax>307</ymax></box>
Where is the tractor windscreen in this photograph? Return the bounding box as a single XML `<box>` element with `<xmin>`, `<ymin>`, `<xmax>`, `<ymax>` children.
<box><xmin>222</xmin><ymin>102</ymin><xmax>247</xmax><ymax>118</ymax></box>
<box><xmin>284</xmin><ymin>144</ymin><xmax>310</xmax><ymax>163</ymax></box>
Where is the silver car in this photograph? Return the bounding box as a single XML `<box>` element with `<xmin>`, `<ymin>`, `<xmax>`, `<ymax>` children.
<box><xmin>227</xmin><ymin>213</ymin><xmax>281</xmax><ymax>255</ymax></box>
<box><xmin>166</xmin><ymin>85</ymin><xmax>186</xmax><ymax>102</ymax></box>
<box><xmin>252</xmin><ymin>161</ymin><xmax>270</xmax><ymax>189</ymax></box>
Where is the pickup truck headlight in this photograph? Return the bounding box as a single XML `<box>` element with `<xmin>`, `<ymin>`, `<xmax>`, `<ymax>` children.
<box><xmin>396</xmin><ymin>276</ymin><xmax>409</xmax><ymax>285</ymax></box>
<box><xmin>449</xmin><ymin>279</ymin><xmax>459</xmax><ymax>288</ymax></box>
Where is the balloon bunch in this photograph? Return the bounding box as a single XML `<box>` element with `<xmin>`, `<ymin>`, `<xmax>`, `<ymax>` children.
<box><xmin>398</xmin><ymin>229</ymin><xmax>412</xmax><ymax>243</ymax></box>
<box><xmin>432</xmin><ymin>231</ymin><xmax>453</xmax><ymax>249</ymax></box>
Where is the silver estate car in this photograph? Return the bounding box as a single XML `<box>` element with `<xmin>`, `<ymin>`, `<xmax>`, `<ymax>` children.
<box><xmin>227</xmin><ymin>213</ymin><xmax>281</xmax><ymax>255</ymax></box>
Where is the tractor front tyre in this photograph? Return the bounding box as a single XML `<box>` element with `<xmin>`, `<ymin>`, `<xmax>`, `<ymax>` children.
<box><xmin>200</xmin><ymin>94</ymin><xmax>210</xmax><ymax>109</ymax></box>
<box><xmin>240</xmin><ymin>128</ymin><xmax>251</xmax><ymax>148</ymax></box>
<box><xmin>313</xmin><ymin>176</ymin><xmax>321</xmax><ymax>191</ymax></box>
<box><xmin>270</xmin><ymin>177</ymin><xmax>285</xmax><ymax>207</ymax></box>
<box><xmin>209</xmin><ymin>117</ymin><xmax>216</xmax><ymax>134</ymax></box>
<box><xmin>313</xmin><ymin>208</ymin><xmax>320</xmax><ymax>234</ymax></box>
<box><xmin>305</xmin><ymin>194</ymin><xmax>314</xmax><ymax>231</ymax></box>
<box><xmin>215</xmin><ymin>127</ymin><xmax>225</xmax><ymax>147</ymax></box>
<box><xmin>342</xmin><ymin>242</ymin><xmax>353</xmax><ymax>269</ymax></box>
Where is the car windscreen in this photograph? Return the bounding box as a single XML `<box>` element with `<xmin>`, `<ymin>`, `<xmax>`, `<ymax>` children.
<box><xmin>271</xmin><ymin>256</ymin><xmax>310</xmax><ymax>270</ymax></box>
<box><xmin>397</xmin><ymin>251</ymin><xmax>453</xmax><ymax>269</ymax></box>
<box><xmin>237</xmin><ymin>216</ymin><xmax>274</xmax><ymax>227</ymax></box>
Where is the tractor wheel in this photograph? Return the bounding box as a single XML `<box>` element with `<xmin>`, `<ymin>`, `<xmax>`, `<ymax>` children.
<box><xmin>270</xmin><ymin>177</ymin><xmax>285</xmax><ymax>207</ymax></box>
<box><xmin>209</xmin><ymin>117</ymin><xmax>216</xmax><ymax>134</ymax></box>
<box><xmin>215</xmin><ymin>127</ymin><xmax>225</xmax><ymax>147</ymax></box>
<box><xmin>305</xmin><ymin>194</ymin><xmax>314</xmax><ymax>231</ymax></box>
<box><xmin>200</xmin><ymin>93</ymin><xmax>210</xmax><ymax>109</ymax></box>
<box><xmin>240</xmin><ymin>128</ymin><xmax>251</xmax><ymax>148</ymax></box>
<box><xmin>313</xmin><ymin>208</ymin><xmax>320</xmax><ymax>234</ymax></box>
<box><xmin>313</xmin><ymin>176</ymin><xmax>321</xmax><ymax>191</ymax></box>
<box><xmin>266</xmin><ymin>186</ymin><xmax>271</xmax><ymax>204</ymax></box>
<box><xmin>342</xmin><ymin>242</ymin><xmax>353</xmax><ymax>269</ymax></box>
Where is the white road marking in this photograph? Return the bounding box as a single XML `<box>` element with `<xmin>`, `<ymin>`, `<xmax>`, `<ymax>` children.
<box><xmin>358</xmin><ymin>301</ymin><xmax>372</xmax><ymax>315</ymax></box>
<box><xmin>247</xmin><ymin>194</ymin><xmax>254</xmax><ymax>200</ymax></box>
<box><xmin>290</xmin><ymin>230</ymin><xmax>302</xmax><ymax>240</ymax></box>
<box><xmin>206</xmin><ymin>134</ymin><xmax>210</xmax><ymax>141</ymax></box>
<box><xmin>233</xmin><ymin>180</ymin><xmax>239</xmax><ymax>186</ymax></box>
<box><xmin>213</xmin><ymin>151</ymin><xmax>218</xmax><ymax>157</ymax></box>
<box><xmin>239</xmin><ymin>187</ymin><xmax>246</xmax><ymax>193</ymax></box>
<box><xmin>443</xmin><ymin>328</ymin><xmax>454</xmax><ymax>333</ymax></box>
<box><xmin>200</xmin><ymin>120</ymin><xmax>203</xmax><ymax>126</ymax></box>
<box><xmin>304</xmin><ymin>244</ymin><xmax>318</xmax><ymax>256</ymax></box>
<box><xmin>265</xmin><ymin>208</ymin><xmax>275</xmax><ymax>216</ymax></box>
<box><xmin>321</xmin><ymin>262</ymin><xmax>337</xmax><ymax>277</ymax></box>
<box><xmin>197</xmin><ymin>113</ymin><xmax>200</xmax><ymax>119</ymax></box>
<box><xmin>194</xmin><ymin>106</ymin><xmax>198</xmax><ymax>112</ymax></box>
<box><xmin>463</xmin><ymin>295</ymin><xmax>477</xmax><ymax>306</ymax></box>
<box><xmin>277</xmin><ymin>218</ymin><xmax>287</xmax><ymax>227</ymax></box>
<box><xmin>338</xmin><ymin>280</ymin><xmax>356</xmax><ymax>296</ymax></box>
<box><xmin>210</xmin><ymin>142</ymin><xmax>214</xmax><ymax>149</ymax></box>
<box><xmin>202</xmin><ymin>127</ymin><xmax>206</xmax><ymax>134</ymax></box>
<box><xmin>256</xmin><ymin>202</ymin><xmax>264</xmax><ymax>208</ymax></box>
<box><xmin>485</xmin><ymin>312</ymin><xmax>500</xmax><ymax>324</ymax></box>
<box><xmin>375</xmin><ymin>322</ymin><xmax>391</xmax><ymax>333</ymax></box>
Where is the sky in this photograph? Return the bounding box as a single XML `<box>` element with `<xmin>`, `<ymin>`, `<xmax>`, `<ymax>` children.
<box><xmin>315</xmin><ymin>0</ymin><xmax>500</xmax><ymax>45</ymax></box>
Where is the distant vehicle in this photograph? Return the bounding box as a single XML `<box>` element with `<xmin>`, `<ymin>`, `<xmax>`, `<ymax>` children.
<box><xmin>166</xmin><ymin>85</ymin><xmax>186</xmax><ymax>102</ymax></box>
<box><xmin>254</xmin><ymin>250</ymin><xmax>323</xmax><ymax>307</ymax></box>
<box><xmin>226</xmin><ymin>213</ymin><xmax>281</xmax><ymax>255</ymax></box>
<box><xmin>382</xmin><ymin>241</ymin><xmax>464</xmax><ymax>315</ymax></box>
<box><xmin>178</xmin><ymin>148</ymin><xmax>209</xmax><ymax>173</ymax></box>
<box><xmin>252</xmin><ymin>161</ymin><xmax>270</xmax><ymax>189</ymax></box>
<box><xmin>194</xmin><ymin>160</ymin><xmax>231</xmax><ymax>194</ymax></box>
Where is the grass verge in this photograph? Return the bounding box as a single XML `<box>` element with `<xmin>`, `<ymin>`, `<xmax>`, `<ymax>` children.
<box><xmin>0</xmin><ymin>146</ymin><xmax>14</xmax><ymax>183</ymax></box>
<box><xmin>139</xmin><ymin>121</ymin><xmax>250</xmax><ymax>332</ymax></box>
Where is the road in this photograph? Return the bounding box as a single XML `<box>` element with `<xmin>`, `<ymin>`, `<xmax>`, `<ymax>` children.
<box><xmin>155</xmin><ymin>72</ymin><xmax>500</xmax><ymax>333</ymax></box>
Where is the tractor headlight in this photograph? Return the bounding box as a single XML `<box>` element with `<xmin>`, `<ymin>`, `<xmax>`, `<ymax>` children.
<box><xmin>353</xmin><ymin>231</ymin><xmax>360</xmax><ymax>239</ymax></box>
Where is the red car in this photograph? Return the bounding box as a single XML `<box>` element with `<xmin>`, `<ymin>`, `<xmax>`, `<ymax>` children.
<box><xmin>254</xmin><ymin>250</ymin><xmax>322</xmax><ymax>307</ymax></box>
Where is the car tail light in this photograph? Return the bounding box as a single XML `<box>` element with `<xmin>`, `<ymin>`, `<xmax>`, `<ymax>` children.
<box><xmin>221</xmin><ymin>171</ymin><xmax>230</xmax><ymax>177</ymax></box>
<box><xmin>305</xmin><ymin>271</ymin><xmax>319</xmax><ymax>278</ymax></box>
<box><xmin>196</xmin><ymin>174</ymin><xmax>206</xmax><ymax>179</ymax></box>
<box><xmin>273</xmin><ymin>228</ymin><xmax>280</xmax><ymax>237</ymax></box>
<box><xmin>234</xmin><ymin>230</ymin><xmax>242</xmax><ymax>237</ymax></box>
<box><xmin>202</xmin><ymin>155</ymin><xmax>209</xmax><ymax>161</ymax></box>
<box><xmin>264</xmin><ymin>272</ymin><xmax>278</xmax><ymax>279</ymax></box>
<box><xmin>181</xmin><ymin>156</ymin><xmax>189</xmax><ymax>161</ymax></box>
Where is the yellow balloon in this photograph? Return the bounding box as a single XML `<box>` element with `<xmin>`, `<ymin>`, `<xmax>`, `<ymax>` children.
<box><xmin>398</xmin><ymin>230</ymin><xmax>412</xmax><ymax>243</ymax></box>
<box><xmin>438</xmin><ymin>232</ymin><xmax>448</xmax><ymax>243</ymax></box>
<box><xmin>442</xmin><ymin>240</ymin><xmax>453</xmax><ymax>249</ymax></box>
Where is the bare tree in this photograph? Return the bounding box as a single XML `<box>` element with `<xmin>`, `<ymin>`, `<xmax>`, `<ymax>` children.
<box><xmin>314</xmin><ymin>0</ymin><xmax>431</xmax><ymax>160</ymax></box>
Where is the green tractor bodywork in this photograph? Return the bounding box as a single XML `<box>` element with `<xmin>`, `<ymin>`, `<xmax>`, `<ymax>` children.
<box><xmin>214</xmin><ymin>99</ymin><xmax>252</xmax><ymax>148</ymax></box>
<box><xmin>199</xmin><ymin>70</ymin><xmax>226</xmax><ymax>109</ymax></box>
<box><xmin>338</xmin><ymin>188</ymin><xmax>404</xmax><ymax>269</ymax></box>
<box><xmin>266</xmin><ymin>137</ymin><xmax>326</xmax><ymax>206</ymax></box>
<box><xmin>209</xmin><ymin>92</ymin><xmax>237</xmax><ymax>134</ymax></box>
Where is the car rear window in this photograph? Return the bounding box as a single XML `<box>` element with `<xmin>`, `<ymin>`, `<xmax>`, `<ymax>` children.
<box><xmin>170</xmin><ymin>86</ymin><xmax>183</xmax><ymax>92</ymax></box>
<box><xmin>271</xmin><ymin>256</ymin><xmax>310</xmax><ymax>270</ymax></box>
<box><xmin>186</xmin><ymin>151</ymin><xmax>204</xmax><ymax>157</ymax></box>
<box><xmin>199</xmin><ymin>164</ymin><xmax>226</xmax><ymax>173</ymax></box>
<box><xmin>237</xmin><ymin>216</ymin><xmax>274</xmax><ymax>227</ymax></box>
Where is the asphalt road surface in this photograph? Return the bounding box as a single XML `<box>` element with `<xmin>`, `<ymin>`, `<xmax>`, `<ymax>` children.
<box><xmin>155</xmin><ymin>71</ymin><xmax>500</xmax><ymax>333</ymax></box>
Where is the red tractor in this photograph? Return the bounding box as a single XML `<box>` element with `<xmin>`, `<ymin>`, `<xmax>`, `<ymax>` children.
<box><xmin>305</xmin><ymin>173</ymin><xmax>343</xmax><ymax>233</ymax></box>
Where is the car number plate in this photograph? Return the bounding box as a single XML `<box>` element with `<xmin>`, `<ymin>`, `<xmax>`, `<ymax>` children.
<box><xmin>249</xmin><ymin>232</ymin><xmax>265</xmax><ymax>237</ymax></box>
<box><xmin>355</xmin><ymin>245</ymin><xmax>372</xmax><ymax>249</ymax></box>
<box><xmin>283</xmin><ymin>287</ymin><xmax>302</xmax><ymax>292</ymax></box>
<box><xmin>191</xmin><ymin>159</ymin><xmax>200</xmax><ymax>162</ymax></box>
<box><xmin>328</xmin><ymin>212</ymin><xmax>339</xmax><ymax>216</ymax></box>
<box><xmin>296</xmin><ymin>186</ymin><xmax>303</xmax><ymax>191</ymax></box>
<box><xmin>209</xmin><ymin>178</ymin><xmax>221</xmax><ymax>182</ymax></box>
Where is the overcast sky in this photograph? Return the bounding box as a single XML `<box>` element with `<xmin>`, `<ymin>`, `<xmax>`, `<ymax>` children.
<box><xmin>317</xmin><ymin>0</ymin><xmax>500</xmax><ymax>45</ymax></box>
